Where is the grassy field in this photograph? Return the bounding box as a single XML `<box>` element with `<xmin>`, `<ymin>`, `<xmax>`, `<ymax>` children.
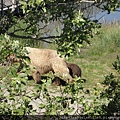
<box><xmin>0</xmin><ymin>23</ymin><xmax>120</xmax><ymax>115</ymax></box>
<box><xmin>0</xmin><ymin>24</ymin><xmax>120</xmax><ymax>89</ymax></box>
<box><xmin>67</xmin><ymin>24</ymin><xmax>120</xmax><ymax>88</ymax></box>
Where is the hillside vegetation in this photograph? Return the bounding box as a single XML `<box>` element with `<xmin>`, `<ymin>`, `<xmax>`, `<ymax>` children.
<box><xmin>0</xmin><ymin>23</ymin><xmax>120</xmax><ymax>116</ymax></box>
<box><xmin>67</xmin><ymin>24</ymin><xmax>120</xmax><ymax>87</ymax></box>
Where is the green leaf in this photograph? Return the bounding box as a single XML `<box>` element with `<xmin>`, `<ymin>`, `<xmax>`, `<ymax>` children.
<box><xmin>18</xmin><ymin>73</ymin><xmax>27</xmax><ymax>78</ymax></box>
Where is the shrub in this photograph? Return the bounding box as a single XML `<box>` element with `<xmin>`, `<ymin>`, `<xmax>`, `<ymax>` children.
<box><xmin>1</xmin><ymin>35</ymin><xmax>119</xmax><ymax>118</ymax></box>
<box><xmin>0</xmin><ymin>35</ymin><xmax>86</xmax><ymax>117</ymax></box>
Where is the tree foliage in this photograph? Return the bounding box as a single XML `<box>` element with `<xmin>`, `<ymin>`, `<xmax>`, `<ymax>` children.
<box><xmin>0</xmin><ymin>0</ymin><xmax>120</xmax><ymax>56</ymax></box>
<box><xmin>0</xmin><ymin>0</ymin><xmax>120</xmax><ymax>117</ymax></box>
<box><xmin>0</xmin><ymin>36</ymin><xmax>87</xmax><ymax>116</ymax></box>
<box><xmin>0</xmin><ymin>37</ymin><xmax>120</xmax><ymax>117</ymax></box>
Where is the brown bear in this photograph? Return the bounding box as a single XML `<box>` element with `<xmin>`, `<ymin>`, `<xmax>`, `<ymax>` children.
<box><xmin>52</xmin><ymin>77</ymin><xmax>67</xmax><ymax>86</ymax></box>
<box><xmin>52</xmin><ymin>62</ymin><xmax>82</xmax><ymax>86</ymax></box>
<box><xmin>6</xmin><ymin>47</ymin><xmax>74</xmax><ymax>84</ymax></box>
<box><xmin>67</xmin><ymin>62</ymin><xmax>81</xmax><ymax>78</ymax></box>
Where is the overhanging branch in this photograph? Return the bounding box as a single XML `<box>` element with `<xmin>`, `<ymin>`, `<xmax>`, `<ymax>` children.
<box><xmin>7</xmin><ymin>32</ymin><xmax>61</xmax><ymax>43</ymax></box>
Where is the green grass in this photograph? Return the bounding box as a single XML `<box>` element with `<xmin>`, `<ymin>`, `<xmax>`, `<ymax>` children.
<box><xmin>0</xmin><ymin>24</ymin><xmax>120</xmax><ymax>89</ymax></box>
<box><xmin>67</xmin><ymin>24</ymin><xmax>120</xmax><ymax>88</ymax></box>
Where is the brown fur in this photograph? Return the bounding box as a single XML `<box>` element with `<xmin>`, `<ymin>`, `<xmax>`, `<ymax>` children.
<box><xmin>6</xmin><ymin>47</ymin><xmax>74</xmax><ymax>84</ymax></box>
<box><xmin>67</xmin><ymin>63</ymin><xmax>81</xmax><ymax>78</ymax></box>
<box><xmin>30</xmin><ymin>70</ymin><xmax>41</xmax><ymax>84</ymax></box>
<box><xmin>6</xmin><ymin>54</ymin><xmax>21</xmax><ymax>65</ymax></box>
<box><xmin>52</xmin><ymin>77</ymin><xmax>67</xmax><ymax>86</ymax></box>
<box><xmin>52</xmin><ymin>63</ymin><xmax>81</xmax><ymax>86</ymax></box>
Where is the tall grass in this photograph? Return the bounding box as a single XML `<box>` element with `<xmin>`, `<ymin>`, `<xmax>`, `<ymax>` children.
<box><xmin>68</xmin><ymin>24</ymin><xmax>120</xmax><ymax>87</ymax></box>
<box><xmin>87</xmin><ymin>24</ymin><xmax>120</xmax><ymax>57</ymax></box>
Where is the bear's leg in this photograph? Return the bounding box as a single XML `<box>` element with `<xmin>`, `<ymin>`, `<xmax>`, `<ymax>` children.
<box><xmin>52</xmin><ymin>77</ymin><xmax>67</xmax><ymax>86</ymax></box>
<box><xmin>52</xmin><ymin>62</ymin><xmax>74</xmax><ymax>84</ymax></box>
<box><xmin>52</xmin><ymin>62</ymin><xmax>82</xmax><ymax>86</ymax></box>
<box><xmin>30</xmin><ymin>69</ymin><xmax>41</xmax><ymax>84</ymax></box>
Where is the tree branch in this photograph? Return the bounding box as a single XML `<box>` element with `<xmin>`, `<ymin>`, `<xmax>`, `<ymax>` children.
<box><xmin>7</xmin><ymin>32</ymin><xmax>60</xmax><ymax>43</ymax></box>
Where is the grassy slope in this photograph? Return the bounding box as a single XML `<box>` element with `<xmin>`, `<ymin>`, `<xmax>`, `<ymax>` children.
<box><xmin>67</xmin><ymin>24</ymin><xmax>120</xmax><ymax>88</ymax></box>
<box><xmin>0</xmin><ymin>24</ymin><xmax>120</xmax><ymax>89</ymax></box>
<box><xmin>0</xmin><ymin>24</ymin><xmax>119</xmax><ymax>115</ymax></box>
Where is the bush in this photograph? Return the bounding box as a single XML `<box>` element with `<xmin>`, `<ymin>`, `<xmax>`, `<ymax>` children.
<box><xmin>100</xmin><ymin>55</ymin><xmax>120</xmax><ymax>115</ymax></box>
<box><xmin>83</xmin><ymin>55</ymin><xmax>120</xmax><ymax>116</ymax></box>
<box><xmin>0</xmin><ymin>35</ymin><xmax>41</xmax><ymax>115</ymax></box>
<box><xmin>0</xmin><ymin>35</ymin><xmax>87</xmax><ymax>116</ymax></box>
<box><xmin>0</xmin><ymin>35</ymin><xmax>119</xmax><ymax>118</ymax></box>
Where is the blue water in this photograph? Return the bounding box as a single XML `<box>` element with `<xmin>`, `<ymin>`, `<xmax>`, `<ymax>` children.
<box><xmin>92</xmin><ymin>8</ymin><xmax>120</xmax><ymax>23</ymax></box>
